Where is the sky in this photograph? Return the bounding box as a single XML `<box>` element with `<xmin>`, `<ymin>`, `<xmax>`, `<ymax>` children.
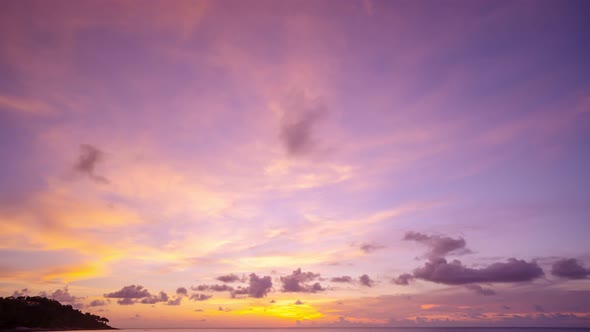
<box><xmin>1</xmin><ymin>0</ymin><xmax>590</xmax><ymax>328</ymax></box>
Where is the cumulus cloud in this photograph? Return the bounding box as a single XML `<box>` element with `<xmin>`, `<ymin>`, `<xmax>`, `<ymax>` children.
<box><xmin>551</xmin><ymin>258</ymin><xmax>590</xmax><ymax>279</ymax></box>
<box><xmin>176</xmin><ymin>287</ymin><xmax>188</xmax><ymax>296</ymax></box>
<box><xmin>89</xmin><ymin>299</ymin><xmax>107</xmax><ymax>307</ymax></box>
<box><xmin>167</xmin><ymin>297</ymin><xmax>182</xmax><ymax>306</ymax></box>
<box><xmin>140</xmin><ymin>291</ymin><xmax>168</xmax><ymax>304</ymax></box>
<box><xmin>295</xmin><ymin>300</ymin><xmax>304</xmax><ymax>305</ymax></box>
<box><xmin>232</xmin><ymin>273</ymin><xmax>273</xmax><ymax>298</ymax></box>
<box><xmin>74</xmin><ymin>144</ymin><xmax>109</xmax><ymax>183</ymax></box>
<box><xmin>465</xmin><ymin>284</ymin><xmax>496</xmax><ymax>296</ymax></box>
<box><xmin>331</xmin><ymin>276</ymin><xmax>353</xmax><ymax>283</ymax></box>
<box><xmin>117</xmin><ymin>298</ymin><xmax>135</xmax><ymax>305</ymax></box>
<box><xmin>413</xmin><ymin>258</ymin><xmax>544</xmax><ymax>285</ymax></box>
<box><xmin>404</xmin><ymin>231</ymin><xmax>471</xmax><ymax>259</ymax></box>
<box><xmin>279</xmin><ymin>91</ymin><xmax>327</xmax><ymax>157</ymax></box>
<box><xmin>359</xmin><ymin>274</ymin><xmax>374</xmax><ymax>287</ymax></box>
<box><xmin>360</xmin><ymin>243</ymin><xmax>386</xmax><ymax>254</ymax></box>
<box><xmin>49</xmin><ymin>287</ymin><xmax>78</xmax><ymax>303</ymax></box>
<box><xmin>104</xmin><ymin>285</ymin><xmax>151</xmax><ymax>299</ymax></box>
<box><xmin>280</xmin><ymin>268</ymin><xmax>325</xmax><ymax>293</ymax></box>
<box><xmin>217</xmin><ymin>274</ymin><xmax>242</xmax><ymax>283</ymax></box>
<box><xmin>392</xmin><ymin>273</ymin><xmax>414</xmax><ymax>285</ymax></box>
<box><xmin>189</xmin><ymin>294</ymin><xmax>212</xmax><ymax>301</ymax></box>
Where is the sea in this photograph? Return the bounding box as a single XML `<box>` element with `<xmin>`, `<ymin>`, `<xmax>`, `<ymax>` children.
<box><xmin>95</xmin><ymin>328</ymin><xmax>590</xmax><ymax>332</ymax></box>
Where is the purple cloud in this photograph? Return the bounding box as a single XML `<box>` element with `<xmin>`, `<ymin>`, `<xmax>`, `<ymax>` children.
<box><xmin>74</xmin><ymin>144</ymin><xmax>108</xmax><ymax>184</ymax></box>
<box><xmin>413</xmin><ymin>258</ymin><xmax>544</xmax><ymax>285</ymax></box>
<box><xmin>465</xmin><ymin>284</ymin><xmax>496</xmax><ymax>296</ymax></box>
<box><xmin>176</xmin><ymin>287</ymin><xmax>188</xmax><ymax>296</ymax></box>
<box><xmin>551</xmin><ymin>258</ymin><xmax>590</xmax><ymax>279</ymax></box>
<box><xmin>279</xmin><ymin>91</ymin><xmax>326</xmax><ymax>157</ymax></box>
<box><xmin>359</xmin><ymin>274</ymin><xmax>374</xmax><ymax>287</ymax></box>
<box><xmin>404</xmin><ymin>231</ymin><xmax>471</xmax><ymax>259</ymax></box>
<box><xmin>392</xmin><ymin>273</ymin><xmax>414</xmax><ymax>285</ymax></box>
<box><xmin>331</xmin><ymin>276</ymin><xmax>353</xmax><ymax>283</ymax></box>
<box><xmin>232</xmin><ymin>273</ymin><xmax>273</xmax><ymax>298</ymax></box>
<box><xmin>89</xmin><ymin>299</ymin><xmax>107</xmax><ymax>307</ymax></box>
<box><xmin>190</xmin><ymin>293</ymin><xmax>212</xmax><ymax>301</ymax></box>
<box><xmin>139</xmin><ymin>291</ymin><xmax>168</xmax><ymax>304</ymax></box>
<box><xmin>192</xmin><ymin>284</ymin><xmax>234</xmax><ymax>292</ymax></box>
<box><xmin>360</xmin><ymin>243</ymin><xmax>386</xmax><ymax>254</ymax></box>
<box><xmin>280</xmin><ymin>268</ymin><xmax>325</xmax><ymax>293</ymax></box>
<box><xmin>217</xmin><ymin>273</ymin><xmax>242</xmax><ymax>283</ymax></box>
<box><xmin>117</xmin><ymin>298</ymin><xmax>135</xmax><ymax>305</ymax></box>
<box><xmin>167</xmin><ymin>297</ymin><xmax>182</xmax><ymax>306</ymax></box>
<box><xmin>104</xmin><ymin>285</ymin><xmax>151</xmax><ymax>298</ymax></box>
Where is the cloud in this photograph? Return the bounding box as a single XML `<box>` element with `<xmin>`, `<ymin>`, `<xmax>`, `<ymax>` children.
<box><xmin>232</xmin><ymin>273</ymin><xmax>273</xmax><ymax>298</ymax></box>
<box><xmin>140</xmin><ymin>291</ymin><xmax>168</xmax><ymax>304</ymax></box>
<box><xmin>189</xmin><ymin>293</ymin><xmax>212</xmax><ymax>301</ymax></box>
<box><xmin>465</xmin><ymin>284</ymin><xmax>496</xmax><ymax>296</ymax></box>
<box><xmin>331</xmin><ymin>276</ymin><xmax>353</xmax><ymax>283</ymax></box>
<box><xmin>74</xmin><ymin>144</ymin><xmax>109</xmax><ymax>184</ymax></box>
<box><xmin>217</xmin><ymin>273</ymin><xmax>241</xmax><ymax>283</ymax></box>
<box><xmin>176</xmin><ymin>287</ymin><xmax>188</xmax><ymax>296</ymax></box>
<box><xmin>89</xmin><ymin>299</ymin><xmax>107</xmax><ymax>307</ymax></box>
<box><xmin>12</xmin><ymin>288</ymin><xmax>29</xmax><ymax>297</ymax></box>
<box><xmin>280</xmin><ymin>268</ymin><xmax>325</xmax><ymax>293</ymax></box>
<box><xmin>48</xmin><ymin>287</ymin><xmax>78</xmax><ymax>303</ymax></box>
<box><xmin>295</xmin><ymin>299</ymin><xmax>304</xmax><ymax>305</ymax></box>
<box><xmin>404</xmin><ymin>231</ymin><xmax>471</xmax><ymax>259</ymax></box>
<box><xmin>534</xmin><ymin>304</ymin><xmax>545</xmax><ymax>312</ymax></box>
<box><xmin>104</xmin><ymin>285</ymin><xmax>151</xmax><ymax>298</ymax></box>
<box><xmin>167</xmin><ymin>297</ymin><xmax>182</xmax><ymax>306</ymax></box>
<box><xmin>551</xmin><ymin>258</ymin><xmax>590</xmax><ymax>279</ymax></box>
<box><xmin>117</xmin><ymin>298</ymin><xmax>135</xmax><ymax>305</ymax></box>
<box><xmin>392</xmin><ymin>273</ymin><xmax>414</xmax><ymax>285</ymax></box>
<box><xmin>359</xmin><ymin>274</ymin><xmax>374</xmax><ymax>287</ymax></box>
<box><xmin>278</xmin><ymin>91</ymin><xmax>327</xmax><ymax>157</ymax></box>
<box><xmin>191</xmin><ymin>284</ymin><xmax>234</xmax><ymax>292</ymax></box>
<box><xmin>360</xmin><ymin>243</ymin><xmax>386</xmax><ymax>254</ymax></box>
<box><xmin>413</xmin><ymin>258</ymin><xmax>544</xmax><ymax>285</ymax></box>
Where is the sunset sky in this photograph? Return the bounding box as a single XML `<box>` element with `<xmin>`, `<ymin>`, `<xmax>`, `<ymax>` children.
<box><xmin>1</xmin><ymin>0</ymin><xmax>590</xmax><ymax>328</ymax></box>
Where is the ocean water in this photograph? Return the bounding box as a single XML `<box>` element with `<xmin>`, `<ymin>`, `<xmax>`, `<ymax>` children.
<box><xmin>113</xmin><ymin>328</ymin><xmax>590</xmax><ymax>332</ymax></box>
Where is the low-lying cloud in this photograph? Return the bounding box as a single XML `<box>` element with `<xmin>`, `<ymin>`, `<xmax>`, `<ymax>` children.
<box><xmin>280</xmin><ymin>268</ymin><xmax>325</xmax><ymax>293</ymax></box>
<box><xmin>404</xmin><ymin>231</ymin><xmax>471</xmax><ymax>259</ymax></box>
<box><xmin>551</xmin><ymin>258</ymin><xmax>590</xmax><ymax>279</ymax></box>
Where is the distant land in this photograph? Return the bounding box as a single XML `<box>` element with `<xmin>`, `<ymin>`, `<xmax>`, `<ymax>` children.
<box><xmin>0</xmin><ymin>296</ymin><xmax>114</xmax><ymax>331</ymax></box>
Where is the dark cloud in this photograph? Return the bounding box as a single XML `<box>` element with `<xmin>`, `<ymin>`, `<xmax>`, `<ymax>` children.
<box><xmin>413</xmin><ymin>258</ymin><xmax>544</xmax><ymax>285</ymax></box>
<box><xmin>74</xmin><ymin>144</ymin><xmax>108</xmax><ymax>184</ymax></box>
<box><xmin>279</xmin><ymin>92</ymin><xmax>326</xmax><ymax>157</ymax></box>
<box><xmin>465</xmin><ymin>284</ymin><xmax>496</xmax><ymax>296</ymax></box>
<box><xmin>176</xmin><ymin>287</ymin><xmax>188</xmax><ymax>296</ymax></box>
<box><xmin>404</xmin><ymin>231</ymin><xmax>471</xmax><ymax>259</ymax></box>
<box><xmin>167</xmin><ymin>297</ymin><xmax>182</xmax><ymax>306</ymax></box>
<box><xmin>89</xmin><ymin>299</ymin><xmax>107</xmax><ymax>307</ymax></box>
<box><xmin>534</xmin><ymin>304</ymin><xmax>545</xmax><ymax>312</ymax></box>
<box><xmin>49</xmin><ymin>287</ymin><xmax>78</xmax><ymax>303</ymax></box>
<box><xmin>331</xmin><ymin>276</ymin><xmax>353</xmax><ymax>283</ymax></box>
<box><xmin>191</xmin><ymin>284</ymin><xmax>234</xmax><ymax>292</ymax></box>
<box><xmin>217</xmin><ymin>273</ymin><xmax>242</xmax><ymax>283</ymax></box>
<box><xmin>232</xmin><ymin>273</ymin><xmax>273</xmax><ymax>298</ymax></box>
<box><xmin>295</xmin><ymin>300</ymin><xmax>304</xmax><ymax>305</ymax></box>
<box><xmin>551</xmin><ymin>258</ymin><xmax>590</xmax><ymax>279</ymax></box>
<box><xmin>359</xmin><ymin>274</ymin><xmax>374</xmax><ymax>287</ymax></box>
<box><xmin>502</xmin><ymin>305</ymin><xmax>511</xmax><ymax>310</ymax></box>
<box><xmin>139</xmin><ymin>291</ymin><xmax>168</xmax><ymax>304</ymax></box>
<box><xmin>360</xmin><ymin>243</ymin><xmax>386</xmax><ymax>254</ymax></box>
<box><xmin>117</xmin><ymin>298</ymin><xmax>135</xmax><ymax>305</ymax></box>
<box><xmin>189</xmin><ymin>294</ymin><xmax>212</xmax><ymax>301</ymax></box>
<box><xmin>280</xmin><ymin>268</ymin><xmax>325</xmax><ymax>293</ymax></box>
<box><xmin>104</xmin><ymin>285</ymin><xmax>151</xmax><ymax>298</ymax></box>
<box><xmin>392</xmin><ymin>273</ymin><xmax>414</xmax><ymax>285</ymax></box>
